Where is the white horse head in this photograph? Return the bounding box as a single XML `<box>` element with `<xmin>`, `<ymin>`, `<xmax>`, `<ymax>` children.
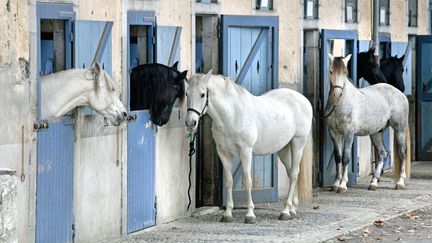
<box><xmin>41</xmin><ymin>62</ymin><xmax>127</xmax><ymax>126</ymax></box>
<box><xmin>327</xmin><ymin>54</ymin><xmax>351</xmax><ymax>104</ymax></box>
<box><xmin>185</xmin><ymin>69</ymin><xmax>212</xmax><ymax>132</ymax></box>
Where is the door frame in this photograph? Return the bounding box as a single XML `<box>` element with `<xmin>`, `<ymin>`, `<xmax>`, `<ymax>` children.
<box><xmin>320</xmin><ymin>29</ymin><xmax>359</xmax><ymax>187</ymax></box>
<box><xmin>220</xmin><ymin>15</ymin><xmax>279</xmax><ymax>204</ymax></box>
<box><xmin>416</xmin><ymin>35</ymin><xmax>432</xmax><ymax>161</ymax></box>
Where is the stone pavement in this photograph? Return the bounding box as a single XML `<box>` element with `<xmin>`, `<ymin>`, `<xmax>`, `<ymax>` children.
<box><xmin>103</xmin><ymin>162</ymin><xmax>432</xmax><ymax>243</ymax></box>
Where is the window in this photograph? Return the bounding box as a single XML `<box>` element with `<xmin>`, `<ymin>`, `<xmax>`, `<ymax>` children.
<box><xmin>345</xmin><ymin>0</ymin><xmax>358</xmax><ymax>23</ymax></box>
<box><xmin>255</xmin><ymin>0</ymin><xmax>273</xmax><ymax>11</ymax></box>
<box><xmin>196</xmin><ymin>0</ymin><xmax>217</xmax><ymax>3</ymax></box>
<box><xmin>408</xmin><ymin>0</ymin><xmax>418</xmax><ymax>27</ymax></box>
<box><xmin>379</xmin><ymin>0</ymin><xmax>390</xmax><ymax>26</ymax></box>
<box><xmin>304</xmin><ymin>0</ymin><xmax>319</xmax><ymax>19</ymax></box>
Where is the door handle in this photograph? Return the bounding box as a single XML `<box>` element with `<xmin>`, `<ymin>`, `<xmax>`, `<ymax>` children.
<box><xmin>126</xmin><ymin>114</ymin><xmax>137</xmax><ymax>121</ymax></box>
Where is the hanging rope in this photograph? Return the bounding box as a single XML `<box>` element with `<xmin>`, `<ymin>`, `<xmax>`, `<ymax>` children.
<box><xmin>186</xmin><ymin>132</ymin><xmax>197</xmax><ymax>211</ymax></box>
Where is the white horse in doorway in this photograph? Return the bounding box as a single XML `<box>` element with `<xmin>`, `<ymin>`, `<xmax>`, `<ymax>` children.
<box><xmin>325</xmin><ymin>54</ymin><xmax>409</xmax><ymax>192</ymax></box>
<box><xmin>41</xmin><ymin>62</ymin><xmax>127</xmax><ymax>125</ymax></box>
<box><xmin>185</xmin><ymin>70</ymin><xmax>313</xmax><ymax>223</ymax></box>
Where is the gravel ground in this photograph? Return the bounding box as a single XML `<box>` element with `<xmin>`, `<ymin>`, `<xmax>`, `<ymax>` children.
<box><xmin>324</xmin><ymin>205</ymin><xmax>432</xmax><ymax>243</ymax></box>
<box><xmin>102</xmin><ymin>171</ymin><xmax>432</xmax><ymax>243</ymax></box>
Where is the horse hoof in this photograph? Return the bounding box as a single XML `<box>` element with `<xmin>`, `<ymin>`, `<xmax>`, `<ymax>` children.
<box><xmin>220</xmin><ymin>215</ymin><xmax>233</xmax><ymax>222</ymax></box>
<box><xmin>337</xmin><ymin>187</ymin><xmax>347</xmax><ymax>193</ymax></box>
<box><xmin>395</xmin><ymin>184</ymin><xmax>405</xmax><ymax>190</ymax></box>
<box><xmin>244</xmin><ymin>216</ymin><xmax>256</xmax><ymax>224</ymax></box>
<box><xmin>278</xmin><ymin>213</ymin><xmax>291</xmax><ymax>221</ymax></box>
<box><xmin>331</xmin><ymin>186</ymin><xmax>339</xmax><ymax>192</ymax></box>
<box><xmin>368</xmin><ymin>185</ymin><xmax>377</xmax><ymax>191</ymax></box>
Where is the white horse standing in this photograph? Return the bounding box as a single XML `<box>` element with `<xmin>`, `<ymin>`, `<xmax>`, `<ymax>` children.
<box><xmin>185</xmin><ymin>71</ymin><xmax>313</xmax><ymax>223</ymax></box>
<box><xmin>325</xmin><ymin>54</ymin><xmax>409</xmax><ymax>192</ymax></box>
<box><xmin>41</xmin><ymin>62</ymin><xmax>127</xmax><ymax>125</ymax></box>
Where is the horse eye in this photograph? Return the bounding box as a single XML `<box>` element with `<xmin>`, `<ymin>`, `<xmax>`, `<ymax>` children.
<box><xmin>329</xmin><ymin>70</ymin><xmax>333</xmax><ymax>75</ymax></box>
<box><xmin>201</xmin><ymin>93</ymin><xmax>205</xmax><ymax>98</ymax></box>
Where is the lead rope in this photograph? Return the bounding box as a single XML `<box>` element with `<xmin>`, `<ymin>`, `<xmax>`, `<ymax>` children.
<box><xmin>186</xmin><ymin>132</ymin><xmax>197</xmax><ymax>211</ymax></box>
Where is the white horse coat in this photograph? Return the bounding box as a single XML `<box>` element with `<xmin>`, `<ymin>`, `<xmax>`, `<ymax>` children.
<box><xmin>41</xmin><ymin>63</ymin><xmax>127</xmax><ymax>125</ymax></box>
<box><xmin>186</xmin><ymin>71</ymin><xmax>312</xmax><ymax>223</ymax></box>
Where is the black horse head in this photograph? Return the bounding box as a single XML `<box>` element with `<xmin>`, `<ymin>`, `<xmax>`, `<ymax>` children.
<box><xmin>357</xmin><ymin>46</ymin><xmax>387</xmax><ymax>85</ymax></box>
<box><xmin>380</xmin><ymin>55</ymin><xmax>405</xmax><ymax>92</ymax></box>
<box><xmin>130</xmin><ymin>62</ymin><xmax>187</xmax><ymax>126</ymax></box>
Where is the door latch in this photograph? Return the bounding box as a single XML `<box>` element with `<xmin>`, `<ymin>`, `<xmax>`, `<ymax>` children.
<box><xmin>33</xmin><ymin>120</ymin><xmax>49</xmax><ymax>131</ymax></box>
<box><xmin>126</xmin><ymin>114</ymin><xmax>137</xmax><ymax>121</ymax></box>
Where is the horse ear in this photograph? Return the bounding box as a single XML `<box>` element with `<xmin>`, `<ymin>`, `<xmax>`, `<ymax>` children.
<box><xmin>399</xmin><ymin>55</ymin><xmax>405</xmax><ymax>63</ymax></box>
<box><xmin>172</xmin><ymin>61</ymin><xmax>179</xmax><ymax>70</ymax></box>
<box><xmin>92</xmin><ymin>62</ymin><xmax>102</xmax><ymax>75</ymax></box>
<box><xmin>328</xmin><ymin>53</ymin><xmax>334</xmax><ymax>63</ymax></box>
<box><xmin>206</xmin><ymin>69</ymin><xmax>213</xmax><ymax>76</ymax></box>
<box><xmin>176</xmin><ymin>70</ymin><xmax>188</xmax><ymax>83</ymax></box>
<box><xmin>368</xmin><ymin>45</ymin><xmax>376</xmax><ymax>54</ymax></box>
<box><xmin>343</xmin><ymin>54</ymin><xmax>352</xmax><ymax>67</ymax></box>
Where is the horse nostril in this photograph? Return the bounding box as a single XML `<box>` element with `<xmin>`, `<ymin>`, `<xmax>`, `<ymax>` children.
<box><xmin>193</xmin><ymin>120</ymin><xmax>197</xmax><ymax>126</ymax></box>
<box><xmin>122</xmin><ymin>111</ymin><xmax>127</xmax><ymax>117</ymax></box>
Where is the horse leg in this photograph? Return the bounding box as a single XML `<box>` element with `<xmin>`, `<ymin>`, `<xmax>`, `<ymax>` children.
<box><xmin>240</xmin><ymin>147</ymin><xmax>256</xmax><ymax>224</ymax></box>
<box><xmin>394</xmin><ymin>129</ymin><xmax>407</xmax><ymax>190</ymax></box>
<box><xmin>330</xmin><ymin>129</ymin><xmax>343</xmax><ymax>192</ymax></box>
<box><xmin>284</xmin><ymin>136</ymin><xmax>308</xmax><ymax>217</ymax></box>
<box><xmin>338</xmin><ymin>133</ymin><xmax>354</xmax><ymax>193</ymax></box>
<box><xmin>277</xmin><ymin>143</ymin><xmax>293</xmax><ymax>220</ymax></box>
<box><xmin>216</xmin><ymin>146</ymin><xmax>234</xmax><ymax>222</ymax></box>
<box><xmin>368</xmin><ymin>132</ymin><xmax>388</xmax><ymax>191</ymax></box>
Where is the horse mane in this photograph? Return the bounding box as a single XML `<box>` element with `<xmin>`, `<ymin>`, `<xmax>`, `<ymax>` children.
<box><xmin>331</xmin><ymin>57</ymin><xmax>348</xmax><ymax>74</ymax></box>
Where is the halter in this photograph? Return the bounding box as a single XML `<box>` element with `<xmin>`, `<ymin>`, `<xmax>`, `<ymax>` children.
<box><xmin>322</xmin><ymin>81</ymin><xmax>346</xmax><ymax>118</ymax></box>
<box><xmin>187</xmin><ymin>90</ymin><xmax>209</xmax><ymax>118</ymax></box>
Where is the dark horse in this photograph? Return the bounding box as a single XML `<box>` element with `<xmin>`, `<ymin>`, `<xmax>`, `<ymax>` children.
<box><xmin>357</xmin><ymin>46</ymin><xmax>405</xmax><ymax>92</ymax></box>
<box><xmin>130</xmin><ymin>62</ymin><xmax>187</xmax><ymax>126</ymax></box>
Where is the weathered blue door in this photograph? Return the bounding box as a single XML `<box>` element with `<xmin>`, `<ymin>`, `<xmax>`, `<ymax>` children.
<box><xmin>127</xmin><ymin>11</ymin><xmax>157</xmax><ymax>233</ymax></box>
<box><xmin>35</xmin><ymin>3</ymin><xmax>74</xmax><ymax>243</ymax></box>
<box><xmin>416</xmin><ymin>35</ymin><xmax>432</xmax><ymax>161</ymax></box>
<box><xmin>320</xmin><ymin>30</ymin><xmax>358</xmax><ymax>187</ymax></box>
<box><xmin>221</xmin><ymin>15</ymin><xmax>279</xmax><ymax>204</ymax></box>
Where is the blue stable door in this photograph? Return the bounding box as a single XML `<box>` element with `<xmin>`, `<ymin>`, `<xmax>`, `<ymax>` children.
<box><xmin>35</xmin><ymin>3</ymin><xmax>75</xmax><ymax>243</ymax></box>
<box><xmin>320</xmin><ymin>29</ymin><xmax>358</xmax><ymax>187</ymax></box>
<box><xmin>416</xmin><ymin>35</ymin><xmax>432</xmax><ymax>161</ymax></box>
<box><xmin>127</xmin><ymin>11</ymin><xmax>157</xmax><ymax>233</ymax></box>
<box><xmin>221</xmin><ymin>15</ymin><xmax>279</xmax><ymax>204</ymax></box>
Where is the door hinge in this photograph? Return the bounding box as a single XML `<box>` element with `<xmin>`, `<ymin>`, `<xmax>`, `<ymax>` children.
<box><xmin>154</xmin><ymin>197</ymin><xmax>157</xmax><ymax>219</ymax></box>
<box><xmin>152</xmin><ymin>35</ymin><xmax>156</xmax><ymax>45</ymax></box>
<box><xmin>70</xmin><ymin>32</ymin><xmax>74</xmax><ymax>42</ymax></box>
<box><xmin>72</xmin><ymin>223</ymin><xmax>75</xmax><ymax>241</ymax></box>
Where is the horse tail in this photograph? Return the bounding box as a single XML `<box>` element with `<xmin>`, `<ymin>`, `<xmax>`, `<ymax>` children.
<box><xmin>393</xmin><ymin>126</ymin><xmax>411</xmax><ymax>180</ymax></box>
<box><xmin>297</xmin><ymin>132</ymin><xmax>313</xmax><ymax>204</ymax></box>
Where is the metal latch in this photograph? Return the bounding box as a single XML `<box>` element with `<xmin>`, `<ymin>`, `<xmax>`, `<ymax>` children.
<box><xmin>126</xmin><ymin>114</ymin><xmax>137</xmax><ymax>121</ymax></box>
<box><xmin>33</xmin><ymin>120</ymin><xmax>49</xmax><ymax>131</ymax></box>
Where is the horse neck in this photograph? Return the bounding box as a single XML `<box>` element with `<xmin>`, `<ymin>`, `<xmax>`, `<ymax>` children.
<box><xmin>206</xmin><ymin>76</ymin><xmax>249</xmax><ymax>127</ymax></box>
<box><xmin>41</xmin><ymin>69</ymin><xmax>94</xmax><ymax>119</ymax></box>
<box><xmin>338</xmin><ymin>78</ymin><xmax>362</xmax><ymax>105</ymax></box>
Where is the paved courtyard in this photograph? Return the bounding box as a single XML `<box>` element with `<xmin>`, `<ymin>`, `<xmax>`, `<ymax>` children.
<box><xmin>103</xmin><ymin>162</ymin><xmax>432</xmax><ymax>242</ymax></box>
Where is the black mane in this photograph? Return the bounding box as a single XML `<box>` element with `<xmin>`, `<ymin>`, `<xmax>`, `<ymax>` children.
<box><xmin>130</xmin><ymin>63</ymin><xmax>187</xmax><ymax>126</ymax></box>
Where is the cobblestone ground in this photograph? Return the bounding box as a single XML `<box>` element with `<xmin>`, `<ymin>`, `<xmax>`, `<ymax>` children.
<box><xmin>324</xmin><ymin>205</ymin><xmax>432</xmax><ymax>243</ymax></box>
<box><xmin>103</xmin><ymin>169</ymin><xmax>432</xmax><ymax>243</ymax></box>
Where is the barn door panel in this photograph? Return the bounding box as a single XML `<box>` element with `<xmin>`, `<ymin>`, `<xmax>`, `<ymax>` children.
<box><xmin>221</xmin><ymin>15</ymin><xmax>278</xmax><ymax>204</ymax></box>
<box><xmin>36</xmin><ymin>4</ymin><xmax>75</xmax><ymax>243</ymax></box>
<box><xmin>127</xmin><ymin>11</ymin><xmax>157</xmax><ymax>233</ymax></box>
<box><xmin>156</xmin><ymin>26</ymin><xmax>182</xmax><ymax>66</ymax></box>
<box><xmin>320</xmin><ymin>29</ymin><xmax>358</xmax><ymax>187</ymax></box>
<box><xmin>416</xmin><ymin>35</ymin><xmax>432</xmax><ymax>161</ymax></box>
<box><xmin>36</xmin><ymin>119</ymin><xmax>74</xmax><ymax>243</ymax></box>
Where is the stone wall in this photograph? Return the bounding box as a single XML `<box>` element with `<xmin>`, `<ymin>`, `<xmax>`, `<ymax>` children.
<box><xmin>0</xmin><ymin>170</ymin><xmax>17</xmax><ymax>243</ymax></box>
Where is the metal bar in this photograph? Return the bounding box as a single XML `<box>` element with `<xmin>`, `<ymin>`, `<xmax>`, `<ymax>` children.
<box><xmin>167</xmin><ymin>27</ymin><xmax>182</xmax><ymax>66</ymax></box>
<box><xmin>92</xmin><ymin>21</ymin><xmax>113</xmax><ymax>65</ymax></box>
<box><xmin>402</xmin><ymin>39</ymin><xmax>413</xmax><ymax>68</ymax></box>
<box><xmin>372</xmin><ymin>0</ymin><xmax>380</xmax><ymax>64</ymax></box>
<box><xmin>235</xmin><ymin>28</ymin><xmax>268</xmax><ymax>84</ymax></box>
